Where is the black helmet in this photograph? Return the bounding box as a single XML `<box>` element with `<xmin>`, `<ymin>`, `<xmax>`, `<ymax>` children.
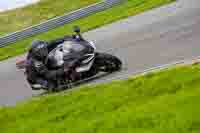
<box><xmin>30</xmin><ymin>40</ymin><xmax>48</xmax><ymax>60</ymax></box>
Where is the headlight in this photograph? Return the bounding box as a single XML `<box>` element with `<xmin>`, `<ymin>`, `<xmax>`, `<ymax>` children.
<box><xmin>89</xmin><ymin>41</ymin><xmax>96</xmax><ymax>50</ymax></box>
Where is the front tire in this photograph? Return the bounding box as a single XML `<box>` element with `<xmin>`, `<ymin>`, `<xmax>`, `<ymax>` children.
<box><xmin>95</xmin><ymin>53</ymin><xmax>122</xmax><ymax>73</ymax></box>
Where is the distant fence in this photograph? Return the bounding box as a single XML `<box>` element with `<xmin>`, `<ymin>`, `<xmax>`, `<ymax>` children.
<box><xmin>0</xmin><ymin>0</ymin><xmax>124</xmax><ymax>47</ymax></box>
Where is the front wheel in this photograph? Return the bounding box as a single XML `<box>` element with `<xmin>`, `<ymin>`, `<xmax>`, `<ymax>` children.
<box><xmin>95</xmin><ymin>53</ymin><xmax>122</xmax><ymax>73</ymax></box>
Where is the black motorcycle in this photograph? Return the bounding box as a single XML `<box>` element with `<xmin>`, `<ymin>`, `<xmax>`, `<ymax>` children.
<box><xmin>16</xmin><ymin>26</ymin><xmax>122</xmax><ymax>91</ymax></box>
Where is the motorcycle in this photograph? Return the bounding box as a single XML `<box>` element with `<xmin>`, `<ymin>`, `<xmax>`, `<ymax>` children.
<box><xmin>16</xmin><ymin>26</ymin><xmax>122</xmax><ymax>91</ymax></box>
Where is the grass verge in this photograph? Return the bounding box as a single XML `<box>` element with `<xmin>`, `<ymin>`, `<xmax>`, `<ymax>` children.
<box><xmin>1</xmin><ymin>63</ymin><xmax>200</xmax><ymax>132</ymax></box>
<box><xmin>0</xmin><ymin>0</ymin><xmax>175</xmax><ymax>61</ymax></box>
<box><xmin>0</xmin><ymin>0</ymin><xmax>100</xmax><ymax>36</ymax></box>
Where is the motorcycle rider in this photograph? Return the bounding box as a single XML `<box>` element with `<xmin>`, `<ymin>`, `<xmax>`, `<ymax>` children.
<box><xmin>26</xmin><ymin>40</ymin><xmax>67</xmax><ymax>91</ymax></box>
<box><xmin>26</xmin><ymin>30</ymin><xmax>92</xmax><ymax>91</ymax></box>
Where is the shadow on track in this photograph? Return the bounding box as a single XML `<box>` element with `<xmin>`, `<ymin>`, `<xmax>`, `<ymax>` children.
<box><xmin>36</xmin><ymin>72</ymin><xmax>117</xmax><ymax>96</ymax></box>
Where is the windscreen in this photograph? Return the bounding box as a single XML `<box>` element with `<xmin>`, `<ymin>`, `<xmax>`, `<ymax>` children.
<box><xmin>62</xmin><ymin>41</ymin><xmax>85</xmax><ymax>54</ymax></box>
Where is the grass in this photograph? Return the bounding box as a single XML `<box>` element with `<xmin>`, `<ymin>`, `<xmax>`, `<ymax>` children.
<box><xmin>1</xmin><ymin>63</ymin><xmax>200</xmax><ymax>132</ymax></box>
<box><xmin>0</xmin><ymin>0</ymin><xmax>100</xmax><ymax>36</ymax></box>
<box><xmin>0</xmin><ymin>0</ymin><xmax>175</xmax><ymax>61</ymax></box>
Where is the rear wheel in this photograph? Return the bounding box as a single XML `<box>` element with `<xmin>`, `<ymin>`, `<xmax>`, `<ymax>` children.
<box><xmin>95</xmin><ymin>53</ymin><xmax>122</xmax><ymax>73</ymax></box>
<box><xmin>81</xmin><ymin>65</ymin><xmax>98</xmax><ymax>79</ymax></box>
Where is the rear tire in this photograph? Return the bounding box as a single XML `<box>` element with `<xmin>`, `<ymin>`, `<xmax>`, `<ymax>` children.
<box><xmin>81</xmin><ymin>65</ymin><xmax>98</xmax><ymax>79</ymax></box>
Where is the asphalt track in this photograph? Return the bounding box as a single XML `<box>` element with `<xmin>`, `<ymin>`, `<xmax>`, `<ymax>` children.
<box><xmin>0</xmin><ymin>0</ymin><xmax>200</xmax><ymax>106</ymax></box>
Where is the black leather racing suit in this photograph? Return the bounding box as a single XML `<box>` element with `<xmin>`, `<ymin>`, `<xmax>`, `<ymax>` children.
<box><xmin>26</xmin><ymin>36</ymin><xmax>71</xmax><ymax>89</ymax></box>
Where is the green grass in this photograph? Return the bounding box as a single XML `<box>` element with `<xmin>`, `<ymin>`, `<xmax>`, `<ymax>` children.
<box><xmin>1</xmin><ymin>63</ymin><xmax>200</xmax><ymax>133</ymax></box>
<box><xmin>0</xmin><ymin>0</ymin><xmax>100</xmax><ymax>36</ymax></box>
<box><xmin>0</xmin><ymin>0</ymin><xmax>175</xmax><ymax>61</ymax></box>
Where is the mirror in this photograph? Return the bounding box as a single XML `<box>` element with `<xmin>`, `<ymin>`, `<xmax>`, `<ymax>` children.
<box><xmin>73</xmin><ymin>25</ymin><xmax>80</xmax><ymax>34</ymax></box>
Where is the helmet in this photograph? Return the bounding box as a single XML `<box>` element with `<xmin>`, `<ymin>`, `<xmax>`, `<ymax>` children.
<box><xmin>30</xmin><ymin>40</ymin><xmax>48</xmax><ymax>60</ymax></box>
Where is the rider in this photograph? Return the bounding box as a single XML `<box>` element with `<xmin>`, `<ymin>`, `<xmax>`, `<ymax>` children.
<box><xmin>26</xmin><ymin>32</ymin><xmax>89</xmax><ymax>90</ymax></box>
<box><xmin>26</xmin><ymin>40</ymin><xmax>66</xmax><ymax>91</ymax></box>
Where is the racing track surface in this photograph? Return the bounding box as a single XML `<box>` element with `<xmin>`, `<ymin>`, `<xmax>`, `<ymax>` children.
<box><xmin>0</xmin><ymin>0</ymin><xmax>200</xmax><ymax>105</ymax></box>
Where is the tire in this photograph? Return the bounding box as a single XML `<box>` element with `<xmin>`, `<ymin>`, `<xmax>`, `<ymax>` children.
<box><xmin>95</xmin><ymin>52</ymin><xmax>122</xmax><ymax>73</ymax></box>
